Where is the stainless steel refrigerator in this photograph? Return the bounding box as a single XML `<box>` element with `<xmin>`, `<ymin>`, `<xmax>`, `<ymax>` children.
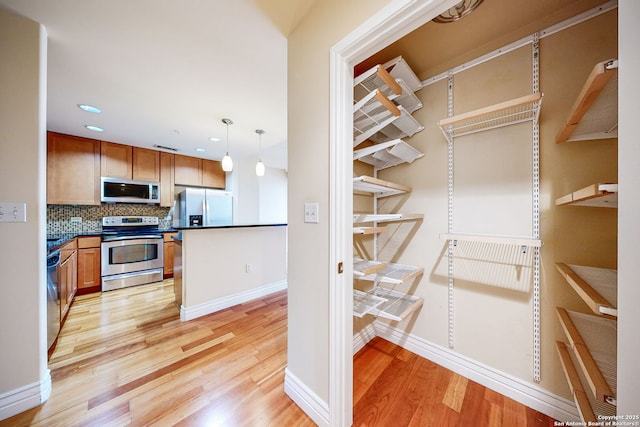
<box><xmin>176</xmin><ymin>188</ymin><xmax>233</xmax><ymax>227</ymax></box>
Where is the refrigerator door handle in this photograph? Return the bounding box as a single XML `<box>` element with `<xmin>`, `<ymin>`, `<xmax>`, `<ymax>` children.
<box><xmin>202</xmin><ymin>199</ymin><xmax>207</xmax><ymax>224</ymax></box>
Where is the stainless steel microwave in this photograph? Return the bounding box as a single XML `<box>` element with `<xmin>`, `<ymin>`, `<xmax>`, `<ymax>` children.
<box><xmin>101</xmin><ymin>177</ymin><xmax>160</xmax><ymax>204</ymax></box>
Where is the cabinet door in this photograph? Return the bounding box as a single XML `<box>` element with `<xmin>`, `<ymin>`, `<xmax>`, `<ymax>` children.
<box><xmin>202</xmin><ymin>159</ymin><xmax>225</xmax><ymax>189</ymax></box>
<box><xmin>160</xmin><ymin>152</ymin><xmax>175</xmax><ymax>207</ymax></box>
<box><xmin>133</xmin><ymin>147</ymin><xmax>160</xmax><ymax>182</ymax></box>
<box><xmin>164</xmin><ymin>241</ymin><xmax>174</xmax><ymax>278</ymax></box>
<box><xmin>47</xmin><ymin>132</ymin><xmax>101</xmax><ymax>205</ymax></box>
<box><xmin>78</xmin><ymin>248</ymin><xmax>101</xmax><ymax>292</ymax></box>
<box><xmin>101</xmin><ymin>141</ymin><xmax>132</xmax><ymax>179</ymax></box>
<box><xmin>174</xmin><ymin>154</ymin><xmax>202</xmax><ymax>186</ymax></box>
<box><xmin>59</xmin><ymin>251</ymin><xmax>77</xmax><ymax>321</ymax></box>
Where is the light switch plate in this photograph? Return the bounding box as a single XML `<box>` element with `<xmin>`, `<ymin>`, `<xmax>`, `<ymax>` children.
<box><xmin>304</xmin><ymin>203</ymin><xmax>319</xmax><ymax>223</ymax></box>
<box><xmin>0</xmin><ymin>202</ymin><xmax>27</xmax><ymax>223</ymax></box>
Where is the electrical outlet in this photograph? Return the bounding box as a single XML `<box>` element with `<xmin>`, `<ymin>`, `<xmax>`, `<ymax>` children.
<box><xmin>304</xmin><ymin>203</ymin><xmax>319</xmax><ymax>223</ymax></box>
<box><xmin>0</xmin><ymin>202</ymin><xmax>26</xmax><ymax>223</ymax></box>
<box><xmin>246</xmin><ymin>263</ymin><xmax>253</xmax><ymax>273</ymax></box>
<box><xmin>70</xmin><ymin>217</ymin><xmax>82</xmax><ymax>224</ymax></box>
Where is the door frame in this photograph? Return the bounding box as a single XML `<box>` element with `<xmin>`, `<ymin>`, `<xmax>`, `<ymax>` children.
<box><xmin>328</xmin><ymin>0</ymin><xmax>456</xmax><ymax>425</ymax></box>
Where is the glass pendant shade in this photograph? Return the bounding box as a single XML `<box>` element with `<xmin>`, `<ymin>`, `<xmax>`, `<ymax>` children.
<box><xmin>255</xmin><ymin>160</ymin><xmax>265</xmax><ymax>176</ymax></box>
<box><xmin>222</xmin><ymin>153</ymin><xmax>233</xmax><ymax>172</ymax></box>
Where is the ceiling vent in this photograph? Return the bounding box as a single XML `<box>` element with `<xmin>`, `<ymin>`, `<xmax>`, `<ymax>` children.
<box><xmin>153</xmin><ymin>144</ymin><xmax>178</xmax><ymax>152</ymax></box>
<box><xmin>432</xmin><ymin>0</ymin><xmax>484</xmax><ymax>23</ymax></box>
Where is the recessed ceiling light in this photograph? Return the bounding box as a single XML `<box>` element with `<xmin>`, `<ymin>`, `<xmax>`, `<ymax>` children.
<box><xmin>195</xmin><ymin>148</ymin><xmax>206</xmax><ymax>152</ymax></box>
<box><xmin>78</xmin><ymin>104</ymin><xmax>101</xmax><ymax>114</ymax></box>
<box><xmin>85</xmin><ymin>125</ymin><xmax>104</xmax><ymax>132</ymax></box>
<box><xmin>209</xmin><ymin>137</ymin><xmax>221</xmax><ymax>142</ymax></box>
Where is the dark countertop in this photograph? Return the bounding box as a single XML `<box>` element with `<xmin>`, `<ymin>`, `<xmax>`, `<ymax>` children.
<box><xmin>174</xmin><ymin>223</ymin><xmax>287</xmax><ymax>231</ymax></box>
<box><xmin>47</xmin><ymin>228</ymin><xmax>178</xmax><ymax>253</ymax></box>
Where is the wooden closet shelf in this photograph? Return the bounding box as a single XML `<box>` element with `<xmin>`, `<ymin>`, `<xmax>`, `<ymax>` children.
<box><xmin>354</xmin><ymin>67</ymin><xmax>422</xmax><ymax>115</ymax></box>
<box><xmin>437</xmin><ymin>93</ymin><xmax>543</xmax><ymax>142</ymax></box>
<box><xmin>556</xmin><ymin>341</ymin><xmax>616</xmax><ymax>423</ymax></box>
<box><xmin>353</xmin><ymin>226</ymin><xmax>388</xmax><ymax>235</ymax></box>
<box><xmin>555</xmin><ymin>183</ymin><xmax>618</xmax><ymax>208</ymax></box>
<box><xmin>353</xmin><ymin>139</ymin><xmax>424</xmax><ymax>170</ymax></box>
<box><xmin>353</xmin><ymin>213</ymin><xmax>423</xmax><ymax>224</ymax></box>
<box><xmin>353</xmin><ymin>258</ymin><xmax>388</xmax><ymax>276</ymax></box>
<box><xmin>556</xmin><ymin>59</ymin><xmax>618</xmax><ymax>144</ymax></box>
<box><xmin>353</xmin><ymin>176</ymin><xmax>412</xmax><ymax>197</ymax></box>
<box><xmin>556</xmin><ymin>263</ymin><xmax>617</xmax><ymax>318</ymax></box>
<box><xmin>382</xmin><ymin>56</ymin><xmax>423</xmax><ymax>93</ymax></box>
<box><xmin>556</xmin><ymin>307</ymin><xmax>617</xmax><ymax>406</ymax></box>
<box><xmin>354</xmin><ymin>262</ymin><xmax>424</xmax><ymax>285</ymax></box>
<box><xmin>353</xmin><ymin>89</ymin><xmax>400</xmax><ymax>147</ymax></box>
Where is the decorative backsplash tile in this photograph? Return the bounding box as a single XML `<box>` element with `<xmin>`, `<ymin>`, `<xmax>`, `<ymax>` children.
<box><xmin>47</xmin><ymin>204</ymin><xmax>173</xmax><ymax>234</ymax></box>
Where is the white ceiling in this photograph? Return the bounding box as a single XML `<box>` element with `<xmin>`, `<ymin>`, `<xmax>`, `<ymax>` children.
<box><xmin>0</xmin><ymin>0</ymin><xmax>317</xmax><ymax>170</ymax></box>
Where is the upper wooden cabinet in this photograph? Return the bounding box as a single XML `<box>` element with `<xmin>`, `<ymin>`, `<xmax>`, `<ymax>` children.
<box><xmin>160</xmin><ymin>152</ymin><xmax>175</xmax><ymax>207</ymax></box>
<box><xmin>133</xmin><ymin>147</ymin><xmax>160</xmax><ymax>181</ymax></box>
<box><xmin>174</xmin><ymin>154</ymin><xmax>225</xmax><ymax>188</ymax></box>
<box><xmin>101</xmin><ymin>141</ymin><xmax>160</xmax><ymax>182</ymax></box>
<box><xmin>202</xmin><ymin>159</ymin><xmax>225</xmax><ymax>188</ymax></box>
<box><xmin>174</xmin><ymin>154</ymin><xmax>202</xmax><ymax>186</ymax></box>
<box><xmin>100</xmin><ymin>141</ymin><xmax>132</xmax><ymax>178</ymax></box>
<box><xmin>47</xmin><ymin>132</ymin><xmax>101</xmax><ymax>205</ymax></box>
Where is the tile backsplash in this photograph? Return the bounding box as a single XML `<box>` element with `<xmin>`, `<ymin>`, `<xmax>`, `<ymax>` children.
<box><xmin>47</xmin><ymin>204</ymin><xmax>173</xmax><ymax>234</ymax></box>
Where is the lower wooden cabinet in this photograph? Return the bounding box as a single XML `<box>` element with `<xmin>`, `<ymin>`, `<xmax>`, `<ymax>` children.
<box><xmin>77</xmin><ymin>236</ymin><xmax>102</xmax><ymax>295</ymax></box>
<box><xmin>164</xmin><ymin>233</ymin><xmax>178</xmax><ymax>278</ymax></box>
<box><xmin>59</xmin><ymin>240</ymin><xmax>78</xmax><ymax>322</ymax></box>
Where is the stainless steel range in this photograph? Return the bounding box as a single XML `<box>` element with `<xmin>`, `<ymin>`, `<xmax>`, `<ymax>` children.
<box><xmin>101</xmin><ymin>216</ymin><xmax>164</xmax><ymax>291</ymax></box>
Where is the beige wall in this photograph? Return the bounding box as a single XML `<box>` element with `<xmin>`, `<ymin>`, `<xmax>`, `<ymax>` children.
<box><xmin>0</xmin><ymin>6</ymin><xmax>47</xmax><ymax>416</ymax></box>
<box><xmin>181</xmin><ymin>226</ymin><xmax>287</xmax><ymax>308</ymax></box>
<box><xmin>287</xmin><ymin>0</ymin><xmax>389</xmax><ymax>403</ymax></box>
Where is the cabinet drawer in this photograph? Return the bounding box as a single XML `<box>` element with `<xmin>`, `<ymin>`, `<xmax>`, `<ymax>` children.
<box><xmin>78</xmin><ymin>236</ymin><xmax>101</xmax><ymax>249</ymax></box>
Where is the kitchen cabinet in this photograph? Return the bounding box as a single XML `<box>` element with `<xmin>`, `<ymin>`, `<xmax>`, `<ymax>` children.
<box><xmin>175</xmin><ymin>154</ymin><xmax>225</xmax><ymax>188</ymax></box>
<box><xmin>202</xmin><ymin>159</ymin><xmax>225</xmax><ymax>188</ymax></box>
<box><xmin>77</xmin><ymin>236</ymin><xmax>101</xmax><ymax>294</ymax></box>
<box><xmin>163</xmin><ymin>232</ymin><xmax>178</xmax><ymax>278</ymax></box>
<box><xmin>160</xmin><ymin>152</ymin><xmax>175</xmax><ymax>207</ymax></box>
<box><xmin>59</xmin><ymin>239</ymin><xmax>77</xmax><ymax>322</ymax></box>
<box><xmin>47</xmin><ymin>132</ymin><xmax>101</xmax><ymax>205</ymax></box>
<box><xmin>101</xmin><ymin>141</ymin><xmax>160</xmax><ymax>181</ymax></box>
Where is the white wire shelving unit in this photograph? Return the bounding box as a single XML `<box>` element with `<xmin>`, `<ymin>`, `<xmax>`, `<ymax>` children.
<box><xmin>352</xmin><ymin>56</ymin><xmax>425</xmax><ymax>323</ymax></box>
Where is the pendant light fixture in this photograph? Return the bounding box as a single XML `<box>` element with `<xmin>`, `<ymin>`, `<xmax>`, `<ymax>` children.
<box><xmin>221</xmin><ymin>118</ymin><xmax>233</xmax><ymax>172</ymax></box>
<box><xmin>255</xmin><ymin>129</ymin><xmax>265</xmax><ymax>177</ymax></box>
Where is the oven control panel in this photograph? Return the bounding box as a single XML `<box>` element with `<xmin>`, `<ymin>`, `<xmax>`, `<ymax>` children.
<box><xmin>102</xmin><ymin>216</ymin><xmax>159</xmax><ymax>227</ymax></box>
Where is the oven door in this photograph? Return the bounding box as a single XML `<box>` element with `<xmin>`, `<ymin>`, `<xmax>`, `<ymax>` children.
<box><xmin>101</xmin><ymin>236</ymin><xmax>164</xmax><ymax>277</ymax></box>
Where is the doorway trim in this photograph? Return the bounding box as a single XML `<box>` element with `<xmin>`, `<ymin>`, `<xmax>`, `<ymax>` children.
<box><xmin>328</xmin><ymin>0</ymin><xmax>456</xmax><ymax>425</ymax></box>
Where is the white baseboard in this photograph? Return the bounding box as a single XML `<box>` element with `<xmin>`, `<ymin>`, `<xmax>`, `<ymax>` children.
<box><xmin>0</xmin><ymin>370</ymin><xmax>51</xmax><ymax>421</ymax></box>
<box><xmin>373</xmin><ymin>321</ymin><xmax>580</xmax><ymax>422</ymax></box>
<box><xmin>353</xmin><ymin>322</ymin><xmax>376</xmax><ymax>355</ymax></box>
<box><xmin>284</xmin><ymin>368</ymin><xmax>330</xmax><ymax>427</ymax></box>
<box><xmin>180</xmin><ymin>280</ymin><xmax>287</xmax><ymax>321</ymax></box>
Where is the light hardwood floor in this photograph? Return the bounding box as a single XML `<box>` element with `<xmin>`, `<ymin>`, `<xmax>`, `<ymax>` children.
<box><xmin>2</xmin><ymin>281</ymin><xmax>313</xmax><ymax>426</ymax></box>
<box><xmin>2</xmin><ymin>281</ymin><xmax>558</xmax><ymax>426</ymax></box>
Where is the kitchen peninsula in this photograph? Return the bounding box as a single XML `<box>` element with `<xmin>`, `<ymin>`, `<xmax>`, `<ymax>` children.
<box><xmin>173</xmin><ymin>223</ymin><xmax>287</xmax><ymax>321</ymax></box>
